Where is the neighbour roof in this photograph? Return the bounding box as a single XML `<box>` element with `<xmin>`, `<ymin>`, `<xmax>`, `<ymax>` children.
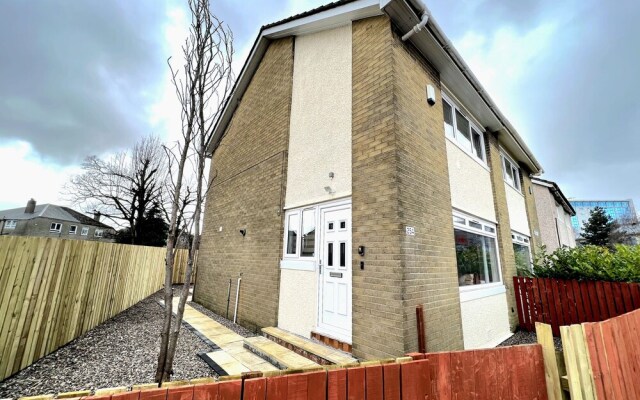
<box><xmin>0</xmin><ymin>204</ymin><xmax>112</xmax><ymax>229</ymax></box>
<box><xmin>531</xmin><ymin>178</ymin><xmax>576</xmax><ymax>216</ymax></box>
<box><xmin>60</xmin><ymin>207</ymin><xmax>112</xmax><ymax>229</ymax></box>
<box><xmin>206</xmin><ymin>0</ymin><xmax>543</xmax><ymax>174</ymax></box>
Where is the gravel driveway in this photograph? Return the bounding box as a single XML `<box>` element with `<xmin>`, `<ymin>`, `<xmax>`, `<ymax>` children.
<box><xmin>0</xmin><ymin>287</ymin><xmax>218</xmax><ymax>398</ymax></box>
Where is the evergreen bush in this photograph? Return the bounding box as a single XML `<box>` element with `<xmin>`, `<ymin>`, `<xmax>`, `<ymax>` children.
<box><xmin>523</xmin><ymin>245</ymin><xmax>640</xmax><ymax>283</ymax></box>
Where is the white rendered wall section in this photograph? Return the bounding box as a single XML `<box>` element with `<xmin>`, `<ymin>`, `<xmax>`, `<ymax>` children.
<box><xmin>278</xmin><ymin>268</ymin><xmax>317</xmax><ymax>337</ymax></box>
<box><xmin>446</xmin><ymin>140</ymin><xmax>496</xmax><ymax>222</ymax></box>
<box><xmin>284</xmin><ymin>24</ymin><xmax>352</xmax><ymax>209</ymax></box>
<box><xmin>460</xmin><ymin>292</ymin><xmax>512</xmax><ymax>349</ymax></box>
<box><xmin>505</xmin><ymin>184</ymin><xmax>530</xmax><ymax>236</ymax></box>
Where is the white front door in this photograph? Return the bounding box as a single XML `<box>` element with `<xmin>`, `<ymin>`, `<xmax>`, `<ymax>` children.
<box><xmin>317</xmin><ymin>204</ymin><xmax>352</xmax><ymax>342</ymax></box>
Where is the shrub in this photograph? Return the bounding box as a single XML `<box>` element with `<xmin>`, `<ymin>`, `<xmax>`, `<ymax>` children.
<box><xmin>527</xmin><ymin>245</ymin><xmax>640</xmax><ymax>283</ymax></box>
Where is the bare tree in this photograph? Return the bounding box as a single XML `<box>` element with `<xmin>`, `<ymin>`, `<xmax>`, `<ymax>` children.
<box><xmin>155</xmin><ymin>0</ymin><xmax>233</xmax><ymax>383</ymax></box>
<box><xmin>65</xmin><ymin>135</ymin><xmax>166</xmax><ymax>244</ymax></box>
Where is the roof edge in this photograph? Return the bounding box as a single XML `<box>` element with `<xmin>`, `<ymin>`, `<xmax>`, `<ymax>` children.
<box><xmin>206</xmin><ymin>0</ymin><xmax>381</xmax><ymax>154</ymax></box>
<box><xmin>531</xmin><ymin>178</ymin><xmax>576</xmax><ymax>216</ymax></box>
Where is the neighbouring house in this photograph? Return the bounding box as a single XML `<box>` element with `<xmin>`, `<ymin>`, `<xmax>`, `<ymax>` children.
<box><xmin>531</xmin><ymin>178</ymin><xmax>576</xmax><ymax>252</ymax></box>
<box><xmin>0</xmin><ymin>199</ymin><xmax>115</xmax><ymax>242</ymax></box>
<box><xmin>194</xmin><ymin>0</ymin><xmax>544</xmax><ymax>360</ymax></box>
<box><xmin>570</xmin><ymin>199</ymin><xmax>638</xmax><ymax>238</ymax></box>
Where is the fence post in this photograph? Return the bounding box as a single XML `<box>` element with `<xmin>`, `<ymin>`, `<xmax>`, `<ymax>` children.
<box><xmin>560</xmin><ymin>324</ymin><xmax>596</xmax><ymax>400</ymax></box>
<box><xmin>535</xmin><ymin>322</ymin><xmax>564</xmax><ymax>400</ymax></box>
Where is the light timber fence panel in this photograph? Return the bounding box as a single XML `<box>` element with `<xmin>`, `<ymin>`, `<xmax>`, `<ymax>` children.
<box><xmin>537</xmin><ymin>308</ymin><xmax>640</xmax><ymax>400</ymax></box>
<box><xmin>172</xmin><ymin>248</ymin><xmax>196</xmax><ymax>284</ymax></box>
<box><xmin>0</xmin><ymin>236</ymin><xmax>174</xmax><ymax>381</ymax></box>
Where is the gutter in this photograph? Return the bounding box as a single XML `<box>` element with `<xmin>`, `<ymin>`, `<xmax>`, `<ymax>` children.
<box><xmin>400</xmin><ymin>0</ymin><xmax>543</xmax><ymax>174</ymax></box>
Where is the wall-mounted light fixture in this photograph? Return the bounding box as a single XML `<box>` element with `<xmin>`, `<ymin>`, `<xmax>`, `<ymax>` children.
<box><xmin>324</xmin><ymin>186</ymin><xmax>335</xmax><ymax>195</ymax></box>
<box><xmin>239</xmin><ymin>229</ymin><xmax>246</xmax><ymax>237</ymax></box>
<box><xmin>426</xmin><ymin>84</ymin><xmax>436</xmax><ymax>106</ymax></box>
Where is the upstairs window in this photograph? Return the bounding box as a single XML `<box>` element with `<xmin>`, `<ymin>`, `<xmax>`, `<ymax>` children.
<box><xmin>512</xmin><ymin>232</ymin><xmax>532</xmax><ymax>272</ymax></box>
<box><xmin>442</xmin><ymin>97</ymin><xmax>486</xmax><ymax>163</ymax></box>
<box><xmin>5</xmin><ymin>220</ymin><xmax>17</xmax><ymax>229</ymax></box>
<box><xmin>94</xmin><ymin>229</ymin><xmax>104</xmax><ymax>238</ymax></box>
<box><xmin>50</xmin><ymin>222</ymin><xmax>62</xmax><ymax>233</ymax></box>
<box><xmin>81</xmin><ymin>227</ymin><xmax>89</xmax><ymax>236</ymax></box>
<box><xmin>69</xmin><ymin>225</ymin><xmax>77</xmax><ymax>235</ymax></box>
<box><xmin>501</xmin><ymin>153</ymin><xmax>521</xmax><ymax>192</ymax></box>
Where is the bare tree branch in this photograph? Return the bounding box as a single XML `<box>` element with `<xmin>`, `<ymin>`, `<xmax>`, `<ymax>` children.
<box><xmin>155</xmin><ymin>0</ymin><xmax>234</xmax><ymax>384</ymax></box>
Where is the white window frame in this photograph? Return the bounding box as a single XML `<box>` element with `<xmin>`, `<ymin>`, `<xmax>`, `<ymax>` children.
<box><xmin>501</xmin><ymin>151</ymin><xmax>522</xmax><ymax>192</ymax></box>
<box><xmin>69</xmin><ymin>225</ymin><xmax>77</xmax><ymax>235</ymax></box>
<box><xmin>50</xmin><ymin>222</ymin><xmax>62</xmax><ymax>233</ymax></box>
<box><xmin>442</xmin><ymin>92</ymin><xmax>488</xmax><ymax>166</ymax></box>
<box><xmin>452</xmin><ymin>210</ymin><xmax>504</xmax><ymax>294</ymax></box>
<box><xmin>81</xmin><ymin>227</ymin><xmax>89</xmax><ymax>236</ymax></box>
<box><xmin>283</xmin><ymin>207</ymin><xmax>316</xmax><ymax>260</ymax></box>
<box><xmin>4</xmin><ymin>220</ymin><xmax>17</xmax><ymax>230</ymax></box>
<box><xmin>94</xmin><ymin>229</ymin><xmax>104</xmax><ymax>238</ymax></box>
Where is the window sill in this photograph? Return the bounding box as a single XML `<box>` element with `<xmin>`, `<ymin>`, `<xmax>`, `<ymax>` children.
<box><xmin>445</xmin><ymin>136</ymin><xmax>490</xmax><ymax>172</ymax></box>
<box><xmin>459</xmin><ymin>283</ymin><xmax>506</xmax><ymax>303</ymax></box>
<box><xmin>280</xmin><ymin>259</ymin><xmax>316</xmax><ymax>271</ymax></box>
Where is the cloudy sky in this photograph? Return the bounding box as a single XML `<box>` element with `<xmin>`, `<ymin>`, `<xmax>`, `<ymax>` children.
<box><xmin>1</xmin><ymin>0</ymin><xmax>639</xmax><ymax>212</ymax></box>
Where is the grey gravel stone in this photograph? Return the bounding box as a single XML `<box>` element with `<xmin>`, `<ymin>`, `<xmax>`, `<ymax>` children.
<box><xmin>498</xmin><ymin>330</ymin><xmax>563</xmax><ymax>351</ymax></box>
<box><xmin>0</xmin><ymin>287</ymin><xmax>216</xmax><ymax>398</ymax></box>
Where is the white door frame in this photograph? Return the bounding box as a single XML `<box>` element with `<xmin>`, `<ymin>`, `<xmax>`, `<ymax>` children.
<box><xmin>316</xmin><ymin>199</ymin><xmax>352</xmax><ymax>343</ymax></box>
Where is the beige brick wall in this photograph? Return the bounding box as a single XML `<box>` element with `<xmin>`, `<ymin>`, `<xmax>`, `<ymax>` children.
<box><xmin>392</xmin><ymin>34</ymin><xmax>463</xmax><ymax>352</ymax></box>
<box><xmin>351</xmin><ymin>16</ymin><xmax>405</xmax><ymax>359</ymax></box>
<box><xmin>351</xmin><ymin>16</ymin><xmax>463</xmax><ymax>359</ymax></box>
<box><xmin>485</xmin><ymin>133</ymin><xmax>519</xmax><ymax>329</ymax></box>
<box><xmin>194</xmin><ymin>38</ymin><xmax>294</xmax><ymax>331</ymax></box>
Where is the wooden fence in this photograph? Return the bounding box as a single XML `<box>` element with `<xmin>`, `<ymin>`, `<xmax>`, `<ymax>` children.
<box><xmin>513</xmin><ymin>277</ymin><xmax>640</xmax><ymax>335</ymax></box>
<box><xmin>535</xmin><ymin>308</ymin><xmax>640</xmax><ymax>400</ymax></box>
<box><xmin>51</xmin><ymin>344</ymin><xmax>547</xmax><ymax>400</ymax></box>
<box><xmin>0</xmin><ymin>236</ymin><xmax>193</xmax><ymax>381</ymax></box>
<box><xmin>172</xmin><ymin>248</ymin><xmax>197</xmax><ymax>285</ymax></box>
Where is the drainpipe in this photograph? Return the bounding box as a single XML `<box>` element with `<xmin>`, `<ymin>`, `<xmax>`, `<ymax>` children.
<box><xmin>233</xmin><ymin>274</ymin><xmax>242</xmax><ymax>324</ymax></box>
<box><xmin>401</xmin><ymin>0</ymin><xmax>429</xmax><ymax>41</ymax></box>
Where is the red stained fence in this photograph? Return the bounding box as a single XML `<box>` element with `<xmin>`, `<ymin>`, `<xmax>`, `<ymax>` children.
<box><xmin>583</xmin><ymin>308</ymin><xmax>640</xmax><ymax>400</ymax></box>
<box><xmin>513</xmin><ymin>277</ymin><xmax>640</xmax><ymax>336</ymax></box>
<box><xmin>83</xmin><ymin>345</ymin><xmax>547</xmax><ymax>400</ymax></box>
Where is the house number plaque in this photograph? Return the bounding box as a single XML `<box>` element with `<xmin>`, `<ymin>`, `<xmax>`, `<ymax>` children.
<box><xmin>330</xmin><ymin>272</ymin><xmax>343</xmax><ymax>278</ymax></box>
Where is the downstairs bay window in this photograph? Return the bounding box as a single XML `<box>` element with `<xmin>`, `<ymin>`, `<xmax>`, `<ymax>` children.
<box><xmin>453</xmin><ymin>212</ymin><xmax>501</xmax><ymax>287</ymax></box>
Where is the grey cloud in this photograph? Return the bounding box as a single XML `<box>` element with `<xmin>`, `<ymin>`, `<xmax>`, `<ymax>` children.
<box><xmin>505</xmin><ymin>0</ymin><xmax>640</xmax><ymax>200</ymax></box>
<box><xmin>0</xmin><ymin>1</ymin><xmax>173</xmax><ymax>165</ymax></box>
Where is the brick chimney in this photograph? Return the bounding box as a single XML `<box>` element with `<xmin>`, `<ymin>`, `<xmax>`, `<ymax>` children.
<box><xmin>25</xmin><ymin>198</ymin><xmax>36</xmax><ymax>214</ymax></box>
<box><xmin>93</xmin><ymin>211</ymin><xmax>101</xmax><ymax>222</ymax></box>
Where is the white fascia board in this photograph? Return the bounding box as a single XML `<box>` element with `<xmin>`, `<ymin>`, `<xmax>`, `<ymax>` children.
<box><xmin>263</xmin><ymin>0</ymin><xmax>382</xmax><ymax>39</ymax></box>
<box><xmin>530</xmin><ymin>178</ymin><xmax>554</xmax><ymax>188</ymax></box>
<box><xmin>207</xmin><ymin>0</ymin><xmax>382</xmax><ymax>154</ymax></box>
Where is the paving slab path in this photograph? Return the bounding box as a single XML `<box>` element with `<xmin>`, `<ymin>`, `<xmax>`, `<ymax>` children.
<box><xmin>168</xmin><ymin>300</ymin><xmax>279</xmax><ymax>375</ymax></box>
